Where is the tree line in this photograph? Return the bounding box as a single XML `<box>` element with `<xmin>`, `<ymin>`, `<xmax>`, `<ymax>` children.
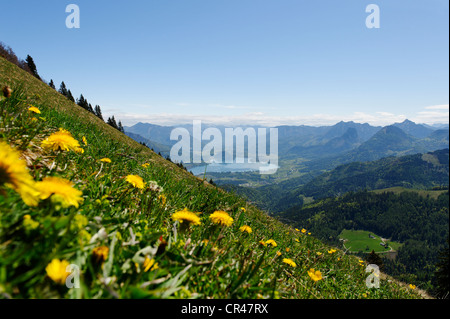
<box><xmin>0</xmin><ymin>41</ymin><xmax>124</xmax><ymax>133</ymax></box>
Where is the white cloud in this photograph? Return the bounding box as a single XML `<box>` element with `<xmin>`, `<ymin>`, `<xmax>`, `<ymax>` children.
<box><xmin>106</xmin><ymin>104</ymin><xmax>449</xmax><ymax>127</ymax></box>
<box><xmin>424</xmin><ymin>104</ymin><xmax>449</xmax><ymax>110</ymax></box>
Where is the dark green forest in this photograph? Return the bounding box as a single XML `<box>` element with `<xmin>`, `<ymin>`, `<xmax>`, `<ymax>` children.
<box><xmin>276</xmin><ymin>190</ymin><xmax>449</xmax><ymax>296</ymax></box>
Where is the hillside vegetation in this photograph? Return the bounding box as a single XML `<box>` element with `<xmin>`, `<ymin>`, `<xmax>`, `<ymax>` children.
<box><xmin>278</xmin><ymin>190</ymin><xmax>449</xmax><ymax>294</ymax></box>
<box><xmin>0</xmin><ymin>55</ymin><xmax>423</xmax><ymax>299</ymax></box>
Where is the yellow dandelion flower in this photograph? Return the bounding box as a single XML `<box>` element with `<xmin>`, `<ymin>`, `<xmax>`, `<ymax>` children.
<box><xmin>125</xmin><ymin>174</ymin><xmax>145</xmax><ymax>189</ymax></box>
<box><xmin>239</xmin><ymin>225</ymin><xmax>252</xmax><ymax>234</ymax></box>
<box><xmin>82</xmin><ymin>136</ymin><xmax>87</xmax><ymax>146</ymax></box>
<box><xmin>41</xmin><ymin>129</ymin><xmax>80</xmax><ymax>152</ymax></box>
<box><xmin>0</xmin><ymin>141</ymin><xmax>40</xmax><ymax>206</ymax></box>
<box><xmin>301</xmin><ymin>228</ymin><xmax>307</xmax><ymax>234</ymax></box>
<box><xmin>36</xmin><ymin>176</ymin><xmax>84</xmax><ymax>208</ymax></box>
<box><xmin>23</xmin><ymin>214</ymin><xmax>39</xmax><ymax>231</ymax></box>
<box><xmin>28</xmin><ymin>106</ymin><xmax>41</xmax><ymax>114</ymax></box>
<box><xmin>308</xmin><ymin>268</ymin><xmax>323</xmax><ymax>282</ymax></box>
<box><xmin>328</xmin><ymin>249</ymin><xmax>337</xmax><ymax>254</ymax></box>
<box><xmin>295</xmin><ymin>228</ymin><xmax>300</xmax><ymax>232</ymax></box>
<box><xmin>409</xmin><ymin>284</ymin><xmax>416</xmax><ymax>290</ymax></box>
<box><xmin>308</xmin><ymin>232</ymin><xmax>311</xmax><ymax>235</ymax></box>
<box><xmin>286</xmin><ymin>248</ymin><xmax>290</xmax><ymax>252</ymax></box>
<box><xmin>143</xmin><ymin>257</ymin><xmax>159</xmax><ymax>272</ymax></box>
<box><xmin>316</xmin><ymin>252</ymin><xmax>322</xmax><ymax>256</ymax></box>
<box><xmin>209</xmin><ymin>210</ymin><xmax>234</xmax><ymax>227</ymax></box>
<box><xmin>45</xmin><ymin>259</ymin><xmax>70</xmax><ymax>285</ymax></box>
<box><xmin>282</xmin><ymin>258</ymin><xmax>297</xmax><ymax>268</ymax></box>
<box><xmin>100</xmin><ymin>158</ymin><xmax>111</xmax><ymax>163</ymax></box>
<box><xmin>239</xmin><ymin>207</ymin><xmax>246</xmax><ymax>212</ymax></box>
<box><xmin>141</xmin><ymin>163</ymin><xmax>150</xmax><ymax>168</ymax></box>
<box><xmin>259</xmin><ymin>240</ymin><xmax>267</xmax><ymax>246</ymax></box>
<box><xmin>276</xmin><ymin>251</ymin><xmax>282</xmax><ymax>256</ymax></box>
<box><xmin>172</xmin><ymin>208</ymin><xmax>201</xmax><ymax>226</ymax></box>
<box><xmin>74</xmin><ymin>147</ymin><xmax>84</xmax><ymax>154</ymax></box>
<box><xmin>92</xmin><ymin>246</ymin><xmax>109</xmax><ymax>263</ymax></box>
<box><xmin>158</xmin><ymin>194</ymin><xmax>167</xmax><ymax>205</ymax></box>
<box><xmin>295</xmin><ymin>238</ymin><xmax>299</xmax><ymax>242</ymax></box>
<box><xmin>265</xmin><ymin>239</ymin><xmax>277</xmax><ymax>247</ymax></box>
<box><xmin>362</xmin><ymin>293</ymin><xmax>368</xmax><ymax>298</ymax></box>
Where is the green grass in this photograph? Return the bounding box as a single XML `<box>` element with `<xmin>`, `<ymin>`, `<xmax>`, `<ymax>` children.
<box><xmin>339</xmin><ymin>229</ymin><xmax>402</xmax><ymax>253</ymax></box>
<box><xmin>0</xmin><ymin>56</ymin><xmax>423</xmax><ymax>299</ymax></box>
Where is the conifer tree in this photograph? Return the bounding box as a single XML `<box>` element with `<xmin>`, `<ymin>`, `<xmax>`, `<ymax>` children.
<box><xmin>118</xmin><ymin>120</ymin><xmax>124</xmax><ymax>133</ymax></box>
<box><xmin>25</xmin><ymin>55</ymin><xmax>41</xmax><ymax>80</ymax></box>
<box><xmin>366</xmin><ymin>250</ymin><xmax>384</xmax><ymax>271</ymax></box>
<box><xmin>94</xmin><ymin>105</ymin><xmax>104</xmax><ymax>121</ymax></box>
<box><xmin>49</xmin><ymin>79</ymin><xmax>55</xmax><ymax>90</ymax></box>
<box><xmin>67</xmin><ymin>89</ymin><xmax>75</xmax><ymax>102</ymax></box>
<box><xmin>59</xmin><ymin>81</ymin><xmax>68</xmax><ymax>97</ymax></box>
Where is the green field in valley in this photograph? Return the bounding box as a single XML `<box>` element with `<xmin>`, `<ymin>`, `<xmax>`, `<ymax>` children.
<box><xmin>339</xmin><ymin>229</ymin><xmax>402</xmax><ymax>253</ymax></box>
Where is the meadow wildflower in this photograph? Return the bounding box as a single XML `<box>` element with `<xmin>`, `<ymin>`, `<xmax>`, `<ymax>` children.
<box><xmin>265</xmin><ymin>239</ymin><xmax>277</xmax><ymax>247</ymax></box>
<box><xmin>23</xmin><ymin>214</ymin><xmax>39</xmax><ymax>231</ymax></box>
<box><xmin>92</xmin><ymin>246</ymin><xmax>109</xmax><ymax>263</ymax></box>
<box><xmin>209</xmin><ymin>210</ymin><xmax>233</xmax><ymax>226</ymax></box>
<box><xmin>276</xmin><ymin>251</ymin><xmax>282</xmax><ymax>256</ymax></box>
<box><xmin>0</xmin><ymin>141</ymin><xmax>40</xmax><ymax>206</ymax></box>
<box><xmin>28</xmin><ymin>106</ymin><xmax>41</xmax><ymax>114</ymax></box>
<box><xmin>409</xmin><ymin>284</ymin><xmax>416</xmax><ymax>290</ymax></box>
<box><xmin>100</xmin><ymin>158</ymin><xmax>111</xmax><ymax>163</ymax></box>
<box><xmin>328</xmin><ymin>249</ymin><xmax>337</xmax><ymax>254</ymax></box>
<box><xmin>239</xmin><ymin>225</ymin><xmax>252</xmax><ymax>234</ymax></box>
<box><xmin>41</xmin><ymin>129</ymin><xmax>80</xmax><ymax>152</ymax></box>
<box><xmin>158</xmin><ymin>194</ymin><xmax>167</xmax><ymax>205</ymax></box>
<box><xmin>143</xmin><ymin>257</ymin><xmax>159</xmax><ymax>272</ymax></box>
<box><xmin>36</xmin><ymin>176</ymin><xmax>84</xmax><ymax>208</ymax></box>
<box><xmin>301</xmin><ymin>229</ymin><xmax>307</xmax><ymax>234</ymax></box>
<box><xmin>82</xmin><ymin>136</ymin><xmax>87</xmax><ymax>145</ymax></box>
<box><xmin>308</xmin><ymin>268</ymin><xmax>323</xmax><ymax>281</ymax></box>
<box><xmin>172</xmin><ymin>208</ymin><xmax>201</xmax><ymax>226</ymax></box>
<box><xmin>45</xmin><ymin>259</ymin><xmax>70</xmax><ymax>285</ymax></box>
<box><xmin>141</xmin><ymin>163</ymin><xmax>150</xmax><ymax>168</ymax></box>
<box><xmin>282</xmin><ymin>258</ymin><xmax>297</xmax><ymax>268</ymax></box>
<box><xmin>125</xmin><ymin>174</ymin><xmax>145</xmax><ymax>189</ymax></box>
<box><xmin>239</xmin><ymin>207</ymin><xmax>246</xmax><ymax>212</ymax></box>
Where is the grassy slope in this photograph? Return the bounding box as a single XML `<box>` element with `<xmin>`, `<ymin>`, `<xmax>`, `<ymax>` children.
<box><xmin>0</xmin><ymin>56</ymin><xmax>422</xmax><ymax>299</ymax></box>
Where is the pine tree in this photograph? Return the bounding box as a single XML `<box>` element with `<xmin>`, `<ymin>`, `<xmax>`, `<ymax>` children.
<box><xmin>25</xmin><ymin>55</ymin><xmax>41</xmax><ymax>80</ymax></box>
<box><xmin>59</xmin><ymin>81</ymin><xmax>68</xmax><ymax>97</ymax></box>
<box><xmin>366</xmin><ymin>250</ymin><xmax>384</xmax><ymax>271</ymax></box>
<box><xmin>94</xmin><ymin>105</ymin><xmax>104</xmax><ymax>121</ymax></box>
<box><xmin>49</xmin><ymin>79</ymin><xmax>55</xmax><ymax>90</ymax></box>
<box><xmin>87</xmin><ymin>103</ymin><xmax>94</xmax><ymax>114</ymax></box>
<box><xmin>67</xmin><ymin>89</ymin><xmax>75</xmax><ymax>102</ymax></box>
<box><xmin>107</xmin><ymin>116</ymin><xmax>119</xmax><ymax>130</ymax></box>
<box><xmin>118</xmin><ymin>120</ymin><xmax>124</xmax><ymax>133</ymax></box>
<box><xmin>77</xmin><ymin>94</ymin><xmax>89</xmax><ymax>110</ymax></box>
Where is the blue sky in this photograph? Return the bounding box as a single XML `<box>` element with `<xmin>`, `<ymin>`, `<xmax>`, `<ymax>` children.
<box><xmin>0</xmin><ymin>0</ymin><xmax>448</xmax><ymax>126</ymax></box>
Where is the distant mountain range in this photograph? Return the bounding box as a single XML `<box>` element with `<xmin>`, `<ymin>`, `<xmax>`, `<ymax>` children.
<box><xmin>124</xmin><ymin>119</ymin><xmax>449</xmax><ymax>172</ymax></box>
